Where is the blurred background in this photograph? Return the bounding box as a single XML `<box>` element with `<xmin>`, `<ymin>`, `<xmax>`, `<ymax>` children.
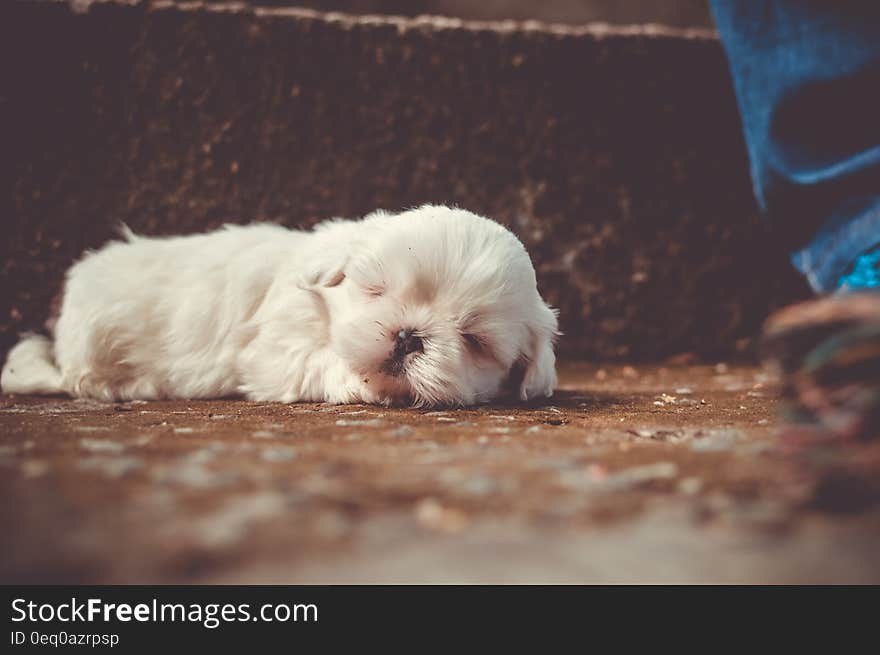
<box><xmin>6</xmin><ymin>0</ymin><xmax>804</xmax><ymax>365</ymax></box>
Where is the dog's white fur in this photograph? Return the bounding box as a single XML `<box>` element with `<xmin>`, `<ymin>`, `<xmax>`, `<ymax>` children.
<box><xmin>1</xmin><ymin>205</ymin><xmax>558</xmax><ymax>406</ymax></box>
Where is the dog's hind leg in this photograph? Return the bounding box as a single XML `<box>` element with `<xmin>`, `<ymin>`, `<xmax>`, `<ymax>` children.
<box><xmin>1</xmin><ymin>334</ymin><xmax>64</xmax><ymax>395</ymax></box>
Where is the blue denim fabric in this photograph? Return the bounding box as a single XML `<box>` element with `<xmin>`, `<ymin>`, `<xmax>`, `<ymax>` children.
<box><xmin>709</xmin><ymin>1</ymin><xmax>880</xmax><ymax>292</ymax></box>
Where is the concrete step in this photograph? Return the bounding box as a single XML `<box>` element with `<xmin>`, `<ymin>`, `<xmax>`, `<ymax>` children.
<box><xmin>1</xmin><ymin>0</ymin><xmax>810</xmax><ymax>361</ymax></box>
<box><xmin>165</xmin><ymin>0</ymin><xmax>717</xmax><ymax>29</ymax></box>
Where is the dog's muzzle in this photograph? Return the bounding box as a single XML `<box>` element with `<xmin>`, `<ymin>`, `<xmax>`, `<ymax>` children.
<box><xmin>380</xmin><ymin>328</ymin><xmax>423</xmax><ymax>377</ymax></box>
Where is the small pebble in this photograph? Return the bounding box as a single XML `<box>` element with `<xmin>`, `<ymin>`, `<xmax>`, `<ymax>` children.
<box><xmin>260</xmin><ymin>446</ymin><xmax>297</xmax><ymax>462</ymax></box>
<box><xmin>154</xmin><ymin>460</ymin><xmax>234</xmax><ymax>489</ymax></box>
<box><xmin>21</xmin><ymin>460</ymin><xmax>50</xmax><ymax>478</ymax></box>
<box><xmin>335</xmin><ymin>418</ymin><xmax>385</xmax><ymax>427</ymax></box>
<box><xmin>415</xmin><ymin>498</ymin><xmax>467</xmax><ymax>534</ymax></box>
<box><xmin>600</xmin><ymin>462</ymin><xmax>678</xmax><ymax>490</ymax></box>
<box><xmin>460</xmin><ymin>476</ymin><xmax>498</xmax><ymax>496</ymax></box>
<box><xmin>691</xmin><ymin>429</ymin><xmax>744</xmax><ymax>452</ymax></box>
<box><xmin>79</xmin><ymin>438</ymin><xmax>125</xmax><ymax>453</ymax></box>
<box><xmin>678</xmin><ymin>477</ymin><xmax>703</xmax><ymax>495</ymax></box>
<box><xmin>78</xmin><ymin>455</ymin><xmax>143</xmax><ymax>479</ymax></box>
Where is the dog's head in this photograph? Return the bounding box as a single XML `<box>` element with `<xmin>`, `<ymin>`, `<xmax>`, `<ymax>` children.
<box><xmin>311</xmin><ymin>205</ymin><xmax>558</xmax><ymax>407</ymax></box>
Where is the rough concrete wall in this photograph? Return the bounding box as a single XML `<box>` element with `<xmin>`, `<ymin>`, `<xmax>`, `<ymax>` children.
<box><xmin>1</xmin><ymin>0</ymin><xmax>809</xmax><ymax>362</ymax></box>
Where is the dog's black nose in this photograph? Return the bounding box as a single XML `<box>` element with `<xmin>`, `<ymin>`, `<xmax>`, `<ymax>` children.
<box><xmin>396</xmin><ymin>329</ymin><xmax>423</xmax><ymax>355</ymax></box>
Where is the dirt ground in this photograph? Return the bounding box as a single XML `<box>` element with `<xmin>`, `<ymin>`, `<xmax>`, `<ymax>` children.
<box><xmin>2</xmin><ymin>362</ymin><xmax>879</xmax><ymax>584</ymax></box>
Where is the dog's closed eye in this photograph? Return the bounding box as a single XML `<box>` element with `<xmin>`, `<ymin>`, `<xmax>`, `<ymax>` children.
<box><xmin>463</xmin><ymin>333</ymin><xmax>488</xmax><ymax>355</ymax></box>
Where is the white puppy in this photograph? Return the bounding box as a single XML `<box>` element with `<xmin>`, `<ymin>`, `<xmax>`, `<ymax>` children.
<box><xmin>1</xmin><ymin>205</ymin><xmax>558</xmax><ymax>406</ymax></box>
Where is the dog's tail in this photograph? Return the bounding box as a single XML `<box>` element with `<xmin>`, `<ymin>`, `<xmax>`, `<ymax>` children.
<box><xmin>1</xmin><ymin>334</ymin><xmax>64</xmax><ymax>395</ymax></box>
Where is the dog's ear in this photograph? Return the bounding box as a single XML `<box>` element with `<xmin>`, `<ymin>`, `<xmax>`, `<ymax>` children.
<box><xmin>516</xmin><ymin>304</ymin><xmax>559</xmax><ymax>401</ymax></box>
<box><xmin>303</xmin><ymin>250</ymin><xmax>348</xmax><ymax>288</ymax></box>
